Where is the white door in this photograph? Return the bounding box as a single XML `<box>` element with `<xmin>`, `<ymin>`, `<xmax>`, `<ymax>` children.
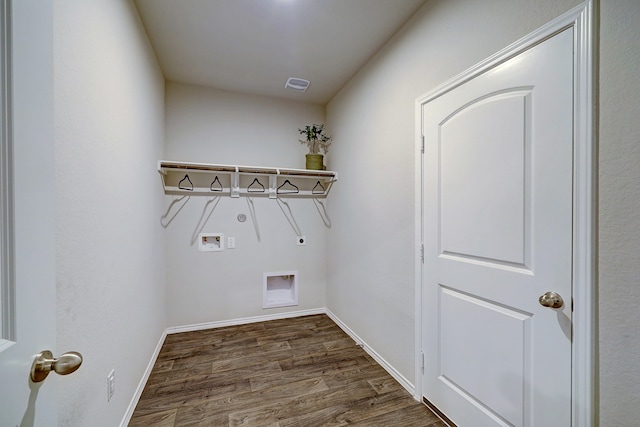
<box><xmin>421</xmin><ymin>28</ymin><xmax>574</xmax><ymax>426</ymax></box>
<box><xmin>0</xmin><ymin>1</ymin><xmax>59</xmax><ymax>426</ymax></box>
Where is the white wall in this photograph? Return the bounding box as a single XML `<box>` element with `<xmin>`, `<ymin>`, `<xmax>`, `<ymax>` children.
<box><xmin>54</xmin><ymin>1</ymin><xmax>166</xmax><ymax>425</ymax></box>
<box><xmin>598</xmin><ymin>0</ymin><xmax>640</xmax><ymax>424</ymax></box>
<box><xmin>326</xmin><ymin>0</ymin><xmax>583</xmax><ymax>391</ymax></box>
<box><xmin>164</xmin><ymin>83</ymin><xmax>327</xmax><ymax>326</ymax></box>
<box><xmin>328</xmin><ymin>0</ymin><xmax>640</xmax><ymax>423</ymax></box>
<box><xmin>47</xmin><ymin>0</ymin><xmax>640</xmax><ymax>425</ymax></box>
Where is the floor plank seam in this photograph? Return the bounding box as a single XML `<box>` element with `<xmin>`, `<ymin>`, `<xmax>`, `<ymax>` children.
<box><xmin>129</xmin><ymin>314</ymin><xmax>445</xmax><ymax>427</ymax></box>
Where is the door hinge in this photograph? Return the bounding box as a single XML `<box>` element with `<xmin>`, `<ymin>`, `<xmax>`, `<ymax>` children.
<box><xmin>420</xmin><ymin>243</ymin><xmax>424</xmax><ymax>263</ymax></box>
<box><xmin>420</xmin><ymin>351</ymin><xmax>425</xmax><ymax>370</ymax></box>
<box><xmin>420</xmin><ymin>135</ymin><xmax>425</xmax><ymax>153</ymax></box>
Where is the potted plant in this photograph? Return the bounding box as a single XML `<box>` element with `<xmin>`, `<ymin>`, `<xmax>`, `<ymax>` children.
<box><xmin>298</xmin><ymin>124</ymin><xmax>332</xmax><ymax>170</ymax></box>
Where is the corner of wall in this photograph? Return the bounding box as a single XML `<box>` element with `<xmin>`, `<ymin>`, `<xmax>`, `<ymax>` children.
<box><xmin>54</xmin><ymin>1</ymin><xmax>167</xmax><ymax>425</ymax></box>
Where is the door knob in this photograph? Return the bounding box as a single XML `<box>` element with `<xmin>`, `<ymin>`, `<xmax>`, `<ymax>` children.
<box><xmin>538</xmin><ymin>291</ymin><xmax>564</xmax><ymax>309</ymax></box>
<box><xmin>30</xmin><ymin>350</ymin><xmax>83</xmax><ymax>383</ymax></box>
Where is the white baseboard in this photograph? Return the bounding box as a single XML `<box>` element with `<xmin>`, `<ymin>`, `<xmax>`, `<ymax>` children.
<box><xmin>119</xmin><ymin>329</ymin><xmax>168</xmax><ymax>427</ymax></box>
<box><xmin>325</xmin><ymin>309</ymin><xmax>416</xmax><ymax>396</ymax></box>
<box><xmin>165</xmin><ymin>307</ymin><xmax>326</xmax><ymax>335</ymax></box>
<box><xmin>121</xmin><ymin>307</ymin><xmax>415</xmax><ymax>425</ymax></box>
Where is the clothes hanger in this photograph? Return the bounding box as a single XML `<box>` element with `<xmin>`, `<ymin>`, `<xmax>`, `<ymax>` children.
<box><xmin>178</xmin><ymin>174</ymin><xmax>194</xmax><ymax>191</ymax></box>
<box><xmin>210</xmin><ymin>176</ymin><xmax>223</xmax><ymax>192</ymax></box>
<box><xmin>312</xmin><ymin>180</ymin><xmax>325</xmax><ymax>195</ymax></box>
<box><xmin>247</xmin><ymin>177</ymin><xmax>266</xmax><ymax>193</ymax></box>
<box><xmin>277</xmin><ymin>179</ymin><xmax>299</xmax><ymax>194</ymax></box>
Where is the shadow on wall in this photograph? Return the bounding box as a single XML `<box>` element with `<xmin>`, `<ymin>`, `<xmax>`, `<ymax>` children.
<box><xmin>246</xmin><ymin>197</ymin><xmax>261</xmax><ymax>241</ymax></box>
<box><xmin>313</xmin><ymin>198</ymin><xmax>331</xmax><ymax>228</ymax></box>
<box><xmin>19</xmin><ymin>380</ymin><xmax>43</xmax><ymax>427</ymax></box>
<box><xmin>276</xmin><ymin>198</ymin><xmax>302</xmax><ymax>237</ymax></box>
<box><xmin>160</xmin><ymin>195</ymin><xmax>332</xmax><ymax>246</ymax></box>
<box><xmin>161</xmin><ymin>195</ymin><xmax>190</xmax><ymax>228</ymax></box>
<box><xmin>190</xmin><ymin>197</ymin><xmax>221</xmax><ymax>245</ymax></box>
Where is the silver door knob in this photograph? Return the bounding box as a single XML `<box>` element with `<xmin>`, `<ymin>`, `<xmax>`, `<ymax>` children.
<box><xmin>30</xmin><ymin>350</ymin><xmax>83</xmax><ymax>383</ymax></box>
<box><xmin>538</xmin><ymin>291</ymin><xmax>564</xmax><ymax>309</ymax></box>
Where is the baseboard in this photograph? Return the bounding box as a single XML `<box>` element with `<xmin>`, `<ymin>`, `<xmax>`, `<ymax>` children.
<box><xmin>121</xmin><ymin>306</ymin><xmax>415</xmax><ymax>425</ymax></box>
<box><xmin>119</xmin><ymin>328</ymin><xmax>168</xmax><ymax>427</ymax></box>
<box><xmin>325</xmin><ymin>309</ymin><xmax>416</xmax><ymax>396</ymax></box>
<box><xmin>165</xmin><ymin>307</ymin><xmax>326</xmax><ymax>335</ymax></box>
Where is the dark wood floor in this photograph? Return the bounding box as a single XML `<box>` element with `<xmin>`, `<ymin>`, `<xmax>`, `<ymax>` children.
<box><xmin>129</xmin><ymin>314</ymin><xmax>446</xmax><ymax>426</ymax></box>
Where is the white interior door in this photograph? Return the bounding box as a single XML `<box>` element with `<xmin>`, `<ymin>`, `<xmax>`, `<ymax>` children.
<box><xmin>0</xmin><ymin>1</ymin><xmax>58</xmax><ymax>425</ymax></box>
<box><xmin>421</xmin><ymin>28</ymin><xmax>574</xmax><ymax>427</ymax></box>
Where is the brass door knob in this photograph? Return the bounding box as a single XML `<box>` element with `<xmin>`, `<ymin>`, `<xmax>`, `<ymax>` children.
<box><xmin>538</xmin><ymin>291</ymin><xmax>564</xmax><ymax>309</ymax></box>
<box><xmin>30</xmin><ymin>350</ymin><xmax>83</xmax><ymax>383</ymax></box>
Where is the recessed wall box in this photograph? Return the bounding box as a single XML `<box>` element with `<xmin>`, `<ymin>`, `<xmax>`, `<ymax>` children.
<box><xmin>198</xmin><ymin>233</ymin><xmax>224</xmax><ymax>252</ymax></box>
<box><xmin>263</xmin><ymin>271</ymin><xmax>298</xmax><ymax>308</ymax></box>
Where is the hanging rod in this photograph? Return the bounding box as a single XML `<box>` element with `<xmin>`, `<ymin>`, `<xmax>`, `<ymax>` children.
<box><xmin>158</xmin><ymin>160</ymin><xmax>338</xmax><ymax>198</ymax></box>
<box><xmin>158</xmin><ymin>160</ymin><xmax>337</xmax><ymax>179</ymax></box>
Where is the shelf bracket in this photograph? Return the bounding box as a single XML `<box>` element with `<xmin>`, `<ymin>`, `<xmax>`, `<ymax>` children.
<box><xmin>231</xmin><ymin>167</ymin><xmax>240</xmax><ymax>198</ymax></box>
<box><xmin>268</xmin><ymin>174</ymin><xmax>277</xmax><ymax>199</ymax></box>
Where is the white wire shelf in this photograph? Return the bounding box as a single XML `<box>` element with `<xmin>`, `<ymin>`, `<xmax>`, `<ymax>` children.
<box><xmin>158</xmin><ymin>160</ymin><xmax>338</xmax><ymax>198</ymax></box>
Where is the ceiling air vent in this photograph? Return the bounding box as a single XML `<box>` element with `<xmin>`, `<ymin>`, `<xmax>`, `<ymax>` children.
<box><xmin>285</xmin><ymin>77</ymin><xmax>310</xmax><ymax>92</ymax></box>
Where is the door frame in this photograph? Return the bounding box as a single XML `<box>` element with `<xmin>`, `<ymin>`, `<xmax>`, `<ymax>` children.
<box><xmin>413</xmin><ymin>1</ymin><xmax>597</xmax><ymax>426</ymax></box>
<box><xmin>0</xmin><ymin>0</ymin><xmax>14</xmax><ymax>353</ymax></box>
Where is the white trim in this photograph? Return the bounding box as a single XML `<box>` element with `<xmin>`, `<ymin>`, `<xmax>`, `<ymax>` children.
<box><xmin>570</xmin><ymin>2</ymin><xmax>598</xmax><ymax>426</ymax></box>
<box><xmin>325</xmin><ymin>309</ymin><xmax>416</xmax><ymax>397</ymax></box>
<box><xmin>0</xmin><ymin>337</ymin><xmax>13</xmax><ymax>352</ymax></box>
<box><xmin>119</xmin><ymin>329</ymin><xmax>168</xmax><ymax>427</ymax></box>
<box><xmin>414</xmin><ymin>52</ymin><xmax>426</xmax><ymax>400</ymax></box>
<box><xmin>0</xmin><ymin>0</ymin><xmax>14</xmax><ymax>350</ymax></box>
<box><xmin>414</xmin><ymin>2</ymin><xmax>596</xmax><ymax>425</ymax></box>
<box><xmin>165</xmin><ymin>307</ymin><xmax>325</xmax><ymax>335</ymax></box>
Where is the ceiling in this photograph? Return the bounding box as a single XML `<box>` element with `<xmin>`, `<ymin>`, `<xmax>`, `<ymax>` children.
<box><xmin>134</xmin><ymin>0</ymin><xmax>427</xmax><ymax>104</ymax></box>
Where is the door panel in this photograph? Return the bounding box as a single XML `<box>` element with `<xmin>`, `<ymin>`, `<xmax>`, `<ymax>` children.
<box><xmin>0</xmin><ymin>1</ymin><xmax>57</xmax><ymax>425</ymax></box>
<box><xmin>440</xmin><ymin>91</ymin><xmax>530</xmax><ymax>267</ymax></box>
<box><xmin>422</xmin><ymin>28</ymin><xmax>573</xmax><ymax>427</ymax></box>
<box><xmin>439</xmin><ymin>287</ymin><xmax>532</xmax><ymax>426</ymax></box>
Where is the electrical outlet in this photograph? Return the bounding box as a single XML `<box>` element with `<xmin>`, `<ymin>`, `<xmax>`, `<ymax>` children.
<box><xmin>227</xmin><ymin>237</ymin><xmax>236</xmax><ymax>249</ymax></box>
<box><xmin>107</xmin><ymin>369</ymin><xmax>115</xmax><ymax>402</ymax></box>
<box><xmin>297</xmin><ymin>236</ymin><xmax>306</xmax><ymax>246</ymax></box>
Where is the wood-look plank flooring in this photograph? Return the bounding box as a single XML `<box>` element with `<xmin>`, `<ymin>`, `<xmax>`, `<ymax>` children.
<box><xmin>129</xmin><ymin>314</ymin><xmax>446</xmax><ymax>426</ymax></box>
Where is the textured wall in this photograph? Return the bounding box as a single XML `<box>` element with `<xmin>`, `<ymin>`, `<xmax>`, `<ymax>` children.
<box><xmin>54</xmin><ymin>0</ymin><xmax>166</xmax><ymax>425</ymax></box>
<box><xmin>163</xmin><ymin>83</ymin><xmax>328</xmax><ymax>327</ymax></box>
<box><xmin>598</xmin><ymin>0</ymin><xmax>640</xmax><ymax>424</ymax></box>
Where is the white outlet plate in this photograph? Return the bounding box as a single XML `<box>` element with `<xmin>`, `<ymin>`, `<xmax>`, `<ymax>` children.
<box><xmin>297</xmin><ymin>236</ymin><xmax>306</xmax><ymax>246</ymax></box>
<box><xmin>107</xmin><ymin>369</ymin><xmax>115</xmax><ymax>401</ymax></box>
<box><xmin>227</xmin><ymin>237</ymin><xmax>236</xmax><ymax>249</ymax></box>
